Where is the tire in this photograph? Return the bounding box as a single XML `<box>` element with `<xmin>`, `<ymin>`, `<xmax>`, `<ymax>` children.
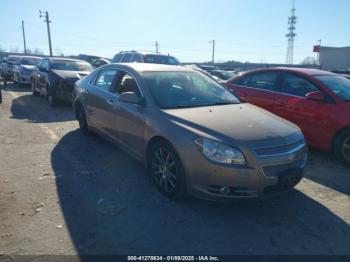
<box><xmin>334</xmin><ymin>129</ymin><xmax>350</xmax><ymax>167</ymax></box>
<box><xmin>148</xmin><ymin>140</ymin><xmax>186</xmax><ymax>199</ymax></box>
<box><xmin>46</xmin><ymin>86</ymin><xmax>57</xmax><ymax>107</ymax></box>
<box><xmin>77</xmin><ymin>105</ymin><xmax>91</xmax><ymax>135</ymax></box>
<box><xmin>31</xmin><ymin>80</ymin><xmax>39</xmax><ymax>96</ymax></box>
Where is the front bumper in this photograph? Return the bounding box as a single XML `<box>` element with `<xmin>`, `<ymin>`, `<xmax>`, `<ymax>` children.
<box><xmin>15</xmin><ymin>73</ymin><xmax>32</xmax><ymax>84</ymax></box>
<box><xmin>180</xmin><ymin>137</ymin><xmax>307</xmax><ymax>201</ymax></box>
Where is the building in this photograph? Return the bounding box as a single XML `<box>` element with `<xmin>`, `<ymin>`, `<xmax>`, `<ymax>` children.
<box><xmin>317</xmin><ymin>46</ymin><xmax>350</xmax><ymax>71</ymax></box>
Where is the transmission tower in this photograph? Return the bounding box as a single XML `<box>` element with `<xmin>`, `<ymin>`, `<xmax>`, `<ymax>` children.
<box><xmin>286</xmin><ymin>0</ymin><xmax>297</xmax><ymax>64</ymax></box>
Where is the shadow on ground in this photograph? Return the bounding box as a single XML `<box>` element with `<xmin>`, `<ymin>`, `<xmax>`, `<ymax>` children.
<box><xmin>304</xmin><ymin>148</ymin><xmax>350</xmax><ymax>195</ymax></box>
<box><xmin>51</xmin><ymin>130</ymin><xmax>350</xmax><ymax>256</ymax></box>
<box><xmin>10</xmin><ymin>92</ymin><xmax>75</xmax><ymax>123</ymax></box>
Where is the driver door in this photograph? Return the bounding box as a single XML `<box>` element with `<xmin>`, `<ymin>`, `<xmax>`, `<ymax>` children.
<box><xmin>110</xmin><ymin>70</ymin><xmax>147</xmax><ymax>159</ymax></box>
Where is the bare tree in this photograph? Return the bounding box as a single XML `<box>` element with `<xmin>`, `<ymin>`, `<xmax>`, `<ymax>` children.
<box><xmin>301</xmin><ymin>57</ymin><xmax>317</xmax><ymax>65</ymax></box>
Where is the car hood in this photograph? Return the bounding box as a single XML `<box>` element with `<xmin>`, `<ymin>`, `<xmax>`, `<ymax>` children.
<box><xmin>52</xmin><ymin>70</ymin><xmax>90</xmax><ymax>80</ymax></box>
<box><xmin>163</xmin><ymin>103</ymin><xmax>301</xmax><ymax>148</ymax></box>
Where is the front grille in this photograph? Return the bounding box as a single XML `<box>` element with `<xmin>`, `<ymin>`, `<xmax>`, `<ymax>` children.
<box><xmin>254</xmin><ymin>139</ymin><xmax>305</xmax><ymax>156</ymax></box>
<box><xmin>262</xmin><ymin>156</ymin><xmax>306</xmax><ymax>177</ymax></box>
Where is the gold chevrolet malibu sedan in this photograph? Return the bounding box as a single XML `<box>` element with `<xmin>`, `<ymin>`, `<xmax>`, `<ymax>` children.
<box><xmin>73</xmin><ymin>63</ymin><xmax>307</xmax><ymax>200</ymax></box>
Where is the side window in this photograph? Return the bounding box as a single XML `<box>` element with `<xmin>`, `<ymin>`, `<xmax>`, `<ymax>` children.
<box><xmin>122</xmin><ymin>54</ymin><xmax>132</xmax><ymax>62</ymax></box>
<box><xmin>281</xmin><ymin>73</ymin><xmax>318</xmax><ymax>97</ymax></box>
<box><xmin>250</xmin><ymin>72</ymin><xmax>277</xmax><ymax>91</ymax></box>
<box><xmin>114</xmin><ymin>72</ymin><xmax>141</xmax><ymax>97</ymax></box>
<box><xmin>41</xmin><ymin>60</ymin><xmax>50</xmax><ymax>71</ymax></box>
<box><xmin>95</xmin><ymin>69</ymin><xmax>118</xmax><ymax>91</ymax></box>
<box><xmin>231</xmin><ymin>75</ymin><xmax>251</xmax><ymax>87</ymax></box>
<box><xmin>133</xmin><ymin>54</ymin><xmax>142</xmax><ymax>62</ymax></box>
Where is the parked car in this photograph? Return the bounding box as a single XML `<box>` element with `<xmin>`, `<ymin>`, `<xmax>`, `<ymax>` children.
<box><xmin>31</xmin><ymin>57</ymin><xmax>93</xmax><ymax>106</ymax></box>
<box><xmin>112</xmin><ymin>51</ymin><xmax>180</xmax><ymax>65</ymax></box>
<box><xmin>78</xmin><ymin>54</ymin><xmax>108</xmax><ymax>65</ymax></box>
<box><xmin>224</xmin><ymin>67</ymin><xmax>350</xmax><ymax>165</ymax></box>
<box><xmin>210</xmin><ymin>70</ymin><xmax>237</xmax><ymax>81</ymax></box>
<box><xmin>3</xmin><ymin>55</ymin><xmax>20</xmax><ymax>82</ymax></box>
<box><xmin>73</xmin><ymin>63</ymin><xmax>307</xmax><ymax>200</ymax></box>
<box><xmin>0</xmin><ymin>56</ymin><xmax>6</xmax><ymax>78</ymax></box>
<box><xmin>91</xmin><ymin>58</ymin><xmax>110</xmax><ymax>68</ymax></box>
<box><xmin>13</xmin><ymin>56</ymin><xmax>43</xmax><ymax>85</ymax></box>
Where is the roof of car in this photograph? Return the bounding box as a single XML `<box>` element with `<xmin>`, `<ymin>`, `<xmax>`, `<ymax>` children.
<box><xmin>47</xmin><ymin>57</ymin><xmax>87</xmax><ymax>63</ymax></box>
<box><xmin>117</xmin><ymin>50</ymin><xmax>175</xmax><ymax>57</ymax></box>
<box><xmin>20</xmin><ymin>55</ymin><xmax>43</xmax><ymax>59</ymax></box>
<box><xmin>245</xmin><ymin>67</ymin><xmax>335</xmax><ymax>76</ymax></box>
<box><xmin>110</xmin><ymin>63</ymin><xmax>191</xmax><ymax>72</ymax></box>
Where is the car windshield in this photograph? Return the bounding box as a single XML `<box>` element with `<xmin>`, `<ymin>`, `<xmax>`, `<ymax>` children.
<box><xmin>21</xmin><ymin>57</ymin><xmax>41</xmax><ymax>66</ymax></box>
<box><xmin>143</xmin><ymin>71</ymin><xmax>240</xmax><ymax>109</ymax></box>
<box><xmin>51</xmin><ymin>60</ymin><xmax>93</xmax><ymax>71</ymax></box>
<box><xmin>316</xmin><ymin>75</ymin><xmax>350</xmax><ymax>102</ymax></box>
<box><xmin>143</xmin><ymin>55</ymin><xmax>180</xmax><ymax>65</ymax></box>
<box><xmin>7</xmin><ymin>57</ymin><xmax>19</xmax><ymax>64</ymax></box>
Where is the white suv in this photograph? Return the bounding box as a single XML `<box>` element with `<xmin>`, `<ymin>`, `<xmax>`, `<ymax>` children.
<box><xmin>112</xmin><ymin>51</ymin><xmax>180</xmax><ymax>65</ymax></box>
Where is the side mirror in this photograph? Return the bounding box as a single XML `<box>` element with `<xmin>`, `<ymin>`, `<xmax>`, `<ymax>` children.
<box><xmin>119</xmin><ymin>92</ymin><xmax>141</xmax><ymax>104</ymax></box>
<box><xmin>306</xmin><ymin>91</ymin><xmax>325</xmax><ymax>102</ymax></box>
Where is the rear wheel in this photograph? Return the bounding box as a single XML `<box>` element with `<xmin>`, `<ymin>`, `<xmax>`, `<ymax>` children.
<box><xmin>334</xmin><ymin>130</ymin><xmax>350</xmax><ymax>167</ymax></box>
<box><xmin>148</xmin><ymin>140</ymin><xmax>186</xmax><ymax>199</ymax></box>
<box><xmin>77</xmin><ymin>105</ymin><xmax>91</xmax><ymax>135</ymax></box>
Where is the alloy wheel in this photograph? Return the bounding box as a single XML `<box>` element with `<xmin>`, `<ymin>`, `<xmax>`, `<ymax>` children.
<box><xmin>341</xmin><ymin>137</ymin><xmax>350</xmax><ymax>162</ymax></box>
<box><xmin>152</xmin><ymin>147</ymin><xmax>178</xmax><ymax>193</ymax></box>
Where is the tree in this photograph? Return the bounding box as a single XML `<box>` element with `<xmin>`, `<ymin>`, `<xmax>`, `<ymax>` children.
<box><xmin>301</xmin><ymin>56</ymin><xmax>317</xmax><ymax>65</ymax></box>
<box><xmin>34</xmin><ymin>48</ymin><xmax>44</xmax><ymax>55</ymax></box>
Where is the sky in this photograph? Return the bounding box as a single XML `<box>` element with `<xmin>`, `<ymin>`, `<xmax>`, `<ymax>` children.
<box><xmin>0</xmin><ymin>0</ymin><xmax>349</xmax><ymax>64</ymax></box>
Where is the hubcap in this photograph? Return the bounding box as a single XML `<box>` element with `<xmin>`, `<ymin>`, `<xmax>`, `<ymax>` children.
<box><xmin>342</xmin><ymin>137</ymin><xmax>350</xmax><ymax>162</ymax></box>
<box><xmin>152</xmin><ymin>147</ymin><xmax>177</xmax><ymax>193</ymax></box>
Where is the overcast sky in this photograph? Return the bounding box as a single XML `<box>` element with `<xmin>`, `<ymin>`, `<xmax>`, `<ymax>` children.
<box><xmin>1</xmin><ymin>0</ymin><xmax>349</xmax><ymax>63</ymax></box>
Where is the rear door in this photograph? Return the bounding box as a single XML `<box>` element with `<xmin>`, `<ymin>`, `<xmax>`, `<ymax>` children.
<box><xmin>85</xmin><ymin>68</ymin><xmax>119</xmax><ymax>138</ymax></box>
<box><xmin>274</xmin><ymin>72</ymin><xmax>331</xmax><ymax>145</ymax></box>
<box><xmin>229</xmin><ymin>71</ymin><xmax>279</xmax><ymax>112</ymax></box>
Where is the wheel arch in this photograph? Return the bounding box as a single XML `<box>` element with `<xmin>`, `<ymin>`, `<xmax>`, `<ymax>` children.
<box><xmin>332</xmin><ymin>126</ymin><xmax>350</xmax><ymax>152</ymax></box>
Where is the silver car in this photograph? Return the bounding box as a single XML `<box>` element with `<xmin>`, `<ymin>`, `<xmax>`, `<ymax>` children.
<box><xmin>73</xmin><ymin>63</ymin><xmax>307</xmax><ymax>200</ymax></box>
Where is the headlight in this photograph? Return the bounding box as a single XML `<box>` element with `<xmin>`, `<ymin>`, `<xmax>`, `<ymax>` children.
<box><xmin>194</xmin><ymin>138</ymin><xmax>246</xmax><ymax>166</ymax></box>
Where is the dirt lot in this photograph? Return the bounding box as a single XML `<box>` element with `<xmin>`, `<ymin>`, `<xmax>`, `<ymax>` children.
<box><xmin>0</xmin><ymin>82</ymin><xmax>349</xmax><ymax>256</ymax></box>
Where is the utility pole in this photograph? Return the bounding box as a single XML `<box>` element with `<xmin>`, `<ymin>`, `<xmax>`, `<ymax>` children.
<box><xmin>286</xmin><ymin>0</ymin><xmax>297</xmax><ymax>64</ymax></box>
<box><xmin>155</xmin><ymin>41</ymin><xmax>159</xmax><ymax>53</ymax></box>
<box><xmin>39</xmin><ymin>10</ymin><xmax>53</xmax><ymax>56</ymax></box>
<box><xmin>210</xmin><ymin>40</ymin><xmax>215</xmax><ymax>64</ymax></box>
<box><xmin>21</xmin><ymin>20</ymin><xmax>27</xmax><ymax>54</ymax></box>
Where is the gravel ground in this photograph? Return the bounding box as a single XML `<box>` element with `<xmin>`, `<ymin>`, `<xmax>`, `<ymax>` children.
<box><xmin>0</xmin><ymin>82</ymin><xmax>349</xmax><ymax>256</ymax></box>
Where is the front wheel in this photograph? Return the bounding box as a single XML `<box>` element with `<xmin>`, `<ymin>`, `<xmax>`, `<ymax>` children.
<box><xmin>46</xmin><ymin>87</ymin><xmax>57</xmax><ymax>107</ymax></box>
<box><xmin>31</xmin><ymin>80</ymin><xmax>39</xmax><ymax>96</ymax></box>
<box><xmin>334</xmin><ymin>130</ymin><xmax>350</xmax><ymax>167</ymax></box>
<box><xmin>148</xmin><ymin>140</ymin><xmax>186</xmax><ymax>199</ymax></box>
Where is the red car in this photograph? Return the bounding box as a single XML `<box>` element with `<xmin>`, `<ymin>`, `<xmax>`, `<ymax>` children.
<box><xmin>224</xmin><ymin>68</ymin><xmax>350</xmax><ymax>165</ymax></box>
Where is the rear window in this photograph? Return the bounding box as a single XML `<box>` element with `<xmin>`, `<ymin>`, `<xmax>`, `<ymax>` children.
<box><xmin>143</xmin><ymin>55</ymin><xmax>180</xmax><ymax>65</ymax></box>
